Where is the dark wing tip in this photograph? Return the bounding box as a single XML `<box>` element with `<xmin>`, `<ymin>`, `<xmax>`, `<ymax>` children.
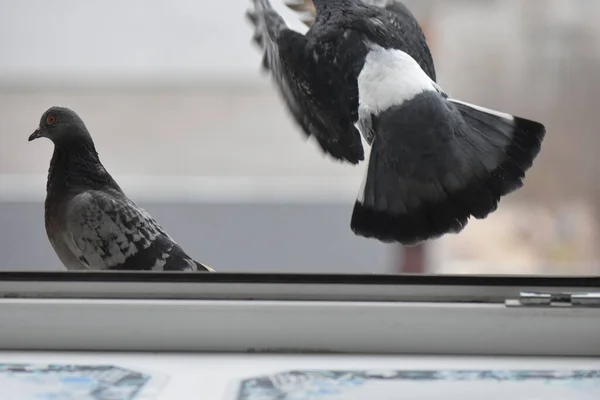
<box><xmin>245</xmin><ymin>10</ymin><xmax>268</xmax><ymax>71</ymax></box>
<box><xmin>486</xmin><ymin>115</ymin><xmax>546</xmax><ymax>195</ymax></box>
<box><xmin>511</xmin><ymin>116</ymin><xmax>546</xmax><ymax>167</ymax></box>
<box><xmin>351</xmin><ymin>199</ymin><xmax>469</xmax><ymax>246</ymax></box>
<box><xmin>261</xmin><ymin>53</ymin><xmax>270</xmax><ymax>71</ymax></box>
<box><xmin>253</xmin><ymin>31</ymin><xmax>264</xmax><ymax>47</ymax></box>
<box><xmin>245</xmin><ymin>9</ymin><xmax>258</xmax><ymax>26</ymax></box>
<box><xmin>309</xmin><ymin>131</ymin><xmax>365</xmax><ymax>164</ymax></box>
<box><xmin>513</xmin><ymin>116</ymin><xmax>546</xmax><ymax>145</ymax></box>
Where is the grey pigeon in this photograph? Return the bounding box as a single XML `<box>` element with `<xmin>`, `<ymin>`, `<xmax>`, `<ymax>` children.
<box><xmin>246</xmin><ymin>0</ymin><xmax>546</xmax><ymax>245</ymax></box>
<box><xmin>28</xmin><ymin>106</ymin><xmax>215</xmax><ymax>272</ymax></box>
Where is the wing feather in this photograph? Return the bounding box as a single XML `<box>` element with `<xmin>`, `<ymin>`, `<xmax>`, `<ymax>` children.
<box><xmin>247</xmin><ymin>0</ymin><xmax>365</xmax><ymax>163</ymax></box>
<box><xmin>64</xmin><ymin>190</ymin><xmax>200</xmax><ymax>271</ymax></box>
<box><xmin>283</xmin><ymin>0</ymin><xmax>437</xmax><ymax>80</ymax></box>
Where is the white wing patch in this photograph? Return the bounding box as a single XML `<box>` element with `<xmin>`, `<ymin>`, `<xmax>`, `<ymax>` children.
<box><xmin>358</xmin><ymin>44</ymin><xmax>437</xmax><ymax>116</ymax></box>
<box><xmin>356</xmin><ymin>44</ymin><xmax>440</xmax><ymax>143</ymax></box>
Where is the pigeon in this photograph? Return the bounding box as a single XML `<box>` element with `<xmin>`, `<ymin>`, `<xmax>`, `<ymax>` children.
<box><xmin>28</xmin><ymin>106</ymin><xmax>215</xmax><ymax>272</ymax></box>
<box><xmin>246</xmin><ymin>0</ymin><xmax>546</xmax><ymax>245</ymax></box>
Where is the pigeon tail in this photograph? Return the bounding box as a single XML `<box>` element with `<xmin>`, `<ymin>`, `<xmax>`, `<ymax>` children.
<box><xmin>351</xmin><ymin>92</ymin><xmax>546</xmax><ymax>245</ymax></box>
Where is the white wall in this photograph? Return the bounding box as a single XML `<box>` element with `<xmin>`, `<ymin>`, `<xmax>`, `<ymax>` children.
<box><xmin>0</xmin><ymin>0</ymin><xmax>314</xmax><ymax>86</ymax></box>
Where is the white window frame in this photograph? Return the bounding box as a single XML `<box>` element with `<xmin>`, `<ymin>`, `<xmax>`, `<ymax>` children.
<box><xmin>0</xmin><ymin>273</ymin><xmax>599</xmax><ymax>357</ymax></box>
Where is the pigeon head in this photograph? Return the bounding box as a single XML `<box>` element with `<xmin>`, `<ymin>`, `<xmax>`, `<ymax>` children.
<box><xmin>28</xmin><ymin>106</ymin><xmax>91</xmax><ymax>145</ymax></box>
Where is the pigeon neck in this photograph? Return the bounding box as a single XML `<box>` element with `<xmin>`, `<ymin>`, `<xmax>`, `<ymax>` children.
<box><xmin>47</xmin><ymin>136</ymin><xmax>116</xmax><ymax>194</ymax></box>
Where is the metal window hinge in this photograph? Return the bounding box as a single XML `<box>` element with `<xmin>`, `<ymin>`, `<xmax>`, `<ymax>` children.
<box><xmin>505</xmin><ymin>292</ymin><xmax>600</xmax><ymax>308</ymax></box>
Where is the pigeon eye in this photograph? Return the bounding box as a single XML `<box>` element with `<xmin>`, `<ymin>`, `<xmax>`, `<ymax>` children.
<box><xmin>47</xmin><ymin>115</ymin><xmax>57</xmax><ymax>124</ymax></box>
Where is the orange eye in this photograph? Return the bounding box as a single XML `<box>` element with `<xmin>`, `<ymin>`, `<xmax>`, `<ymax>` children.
<box><xmin>47</xmin><ymin>115</ymin><xmax>56</xmax><ymax>124</ymax></box>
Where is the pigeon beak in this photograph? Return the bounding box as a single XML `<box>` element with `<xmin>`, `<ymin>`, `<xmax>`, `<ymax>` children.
<box><xmin>28</xmin><ymin>127</ymin><xmax>43</xmax><ymax>142</ymax></box>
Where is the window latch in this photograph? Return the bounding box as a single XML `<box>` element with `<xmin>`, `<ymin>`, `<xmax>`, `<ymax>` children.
<box><xmin>506</xmin><ymin>291</ymin><xmax>600</xmax><ymax>308</ymax></box>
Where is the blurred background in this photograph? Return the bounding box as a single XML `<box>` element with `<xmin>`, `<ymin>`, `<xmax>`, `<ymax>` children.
<box><xmin>0</xmin><ymin>0</ymin><xmax>598</xmax><ymax>275</ymax></box>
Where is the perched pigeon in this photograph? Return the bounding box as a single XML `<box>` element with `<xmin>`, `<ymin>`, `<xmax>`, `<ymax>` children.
<box><xmin>29</xmin><ymin>106</ymin><xmax>215</xmax><ymax>272</ymax></box>
<box><xmin>246</xmin><ymin>0</ymin><xmax>546</xmax><ymax>245</ymax></box>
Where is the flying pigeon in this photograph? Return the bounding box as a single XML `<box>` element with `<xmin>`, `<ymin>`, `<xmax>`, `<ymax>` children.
<box><xmin>246</xmin><ymin>0</ymin><xmax>546</xmax><ymax>245</ymax></box>
<box><xmin>28</xmin><ymin>106</ymin><xmax>215</xmax><ymax>272</ymax></box>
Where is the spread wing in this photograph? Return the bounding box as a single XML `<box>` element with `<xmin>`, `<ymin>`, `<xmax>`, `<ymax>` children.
<box><xmin>246</xmin><ymin>0</ymin><xmax>365</xmax><ymax>164</ymax></box>
<box><xmin>64</xmin><ymin>190</ymin><xmax>210</xmax><ymax>271</ymax></box>
<box><xmin>284</xmin><ymin>0</ymin><xmax>436</xmax><ymax>81</ymax></box>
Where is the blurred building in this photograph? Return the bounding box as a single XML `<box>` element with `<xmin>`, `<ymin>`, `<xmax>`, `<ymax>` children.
<box><xmin>0</xmin><ymin>0</ymin><xmax>598</xmax><ymax>274</ymax></box>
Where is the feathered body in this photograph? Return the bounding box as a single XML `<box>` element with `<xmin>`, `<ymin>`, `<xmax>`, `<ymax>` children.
<box><xmin>31</xmin><ymin>106</ymin><xmax>213</xmax><ymax>271</ymax></box>
<box><xmin>247</xmin><ymin>0</ymin><xmax>546</xmax><ymax>245</ymax></box>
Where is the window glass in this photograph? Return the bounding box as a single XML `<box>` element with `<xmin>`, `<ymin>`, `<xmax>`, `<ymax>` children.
<box><xmin>1</xmin><ymin>0</ymin><xmax>598</xmax><ymax>276</ymax></box>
